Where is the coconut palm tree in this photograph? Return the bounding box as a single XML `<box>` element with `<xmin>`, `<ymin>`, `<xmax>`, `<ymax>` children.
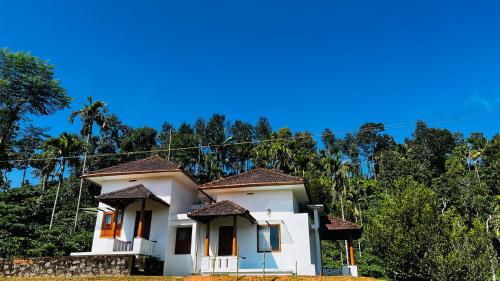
<box><xmin>69</xmin><ymin>96</ymin><xmax>107</xmax><ymax>230</ymax></box>
<box><xmin>44</xmin><ymin>133</ymin><xmax>83</xmax><ymax>229</ymax></box>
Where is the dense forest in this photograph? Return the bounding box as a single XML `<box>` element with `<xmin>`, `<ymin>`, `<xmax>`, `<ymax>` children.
<box><xmin>1</xmin><ymin>48</ymin><xmax>499</xmax><ymax>280</ymax></box>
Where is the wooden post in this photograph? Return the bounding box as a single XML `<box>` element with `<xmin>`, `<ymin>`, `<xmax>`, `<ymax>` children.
<box><xmin>204</xmin><ymin>221</ymin><xmax>210</xmax><ymax>256</ymax></box>
<box><xmin>232</xmin><ymin>216</ymin><xmax>237</xmax><ymax>256</ymax></box>
<box><xmin>137</xmin><ymin>199</ymin><xmax>146</xmax><ymax>238</ymax></box>
<box><xmin>348</xmin><ymin>235</ymin><xmax>356</xmax><ymax>265</ymax></box>
<box><xmin>111</xmin><ymin>209</ymin><xmax>118</xmax><ymax>239</ymax></box>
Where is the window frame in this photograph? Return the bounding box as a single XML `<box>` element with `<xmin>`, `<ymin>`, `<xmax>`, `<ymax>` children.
<box><xmin>257</xmin><ymin>224</ymin><xmax>281</xmax><ymax>253</ymax></box>
<box><xmin>100</xmin><ymin>211</ymin><xmax>124</xmax><ymax>238</ymax></box>
<box><xmin>174</xmin><ymin>226</ymin><xmax>193</xmax><ymax>255</ymax></box>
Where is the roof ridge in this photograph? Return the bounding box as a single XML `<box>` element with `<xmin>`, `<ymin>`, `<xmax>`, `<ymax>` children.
<box><xmin>200</xmin><ymin>169</ymin><xmax>257</xmax><ymax>187</ymax></box>
<box><xmin>92</xmin><ymin>155</ymin><xmax>160</xmax><ymax>171</ymax></box>
<box><xmin>261</xmin><ymin>168</ymin><xmax>303</xmax><ymax>180</ymax></box>
<box><xmin>86</xmin><ymin>155</ymin><xmax>180</xmax><ymax>174</ymax></box>
<box><xmin>200</xmin><ymin>167</ymin><xmax>304</xmax><ymax>188</ymax></box>
<box><xmin>188</xmin><ymin>200</ymin><xmax>248</xmax><ymax>216</ymax></box>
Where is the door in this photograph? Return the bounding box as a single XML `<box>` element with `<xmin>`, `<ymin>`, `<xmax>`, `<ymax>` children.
<box><xmin>218</xmin><ymin>226</ymin><xmax>234</xmax><ymax>256</ymax></box>
<box><xmin>133</xmin><ymin>210</ymin><xmax>152</xmax><ymax>240</ymax></box>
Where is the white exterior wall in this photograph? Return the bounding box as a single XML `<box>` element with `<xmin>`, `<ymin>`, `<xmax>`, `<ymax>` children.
<box><xmin>88</xmin><ymin>175</ymin><xmax>317</xmax><ymax>276</ymax></box>
<box><xmin>206</xmin><ymin>190</ymin><xmax>316</xmax><ymax>275</ymax></box>
<box><xmin>90</xmin><ymin>175</ymin><xmax>198</xmax><ymax>264</ymax></box>
<box><xmin>163</xmin><ymin>179</ymin><xmax>199</xmax><ymax>276</ymax></box>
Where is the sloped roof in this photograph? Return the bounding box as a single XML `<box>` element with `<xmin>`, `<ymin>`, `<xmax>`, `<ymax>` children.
<box><xmin>96</xmin><ymin>184</ymin><xmax>169</xmax><ymax>209</ymax></box>
<box><xmin>187</xmin><ymin>200</ymin><xmax>256</xmax><ymax>223</ymax></box>
<box><xmin>82</xmin><ymin>155</ymin><xmax>182</xmax><ymax>178</ymax></box>
<box><xmin>324</xmin><ymin>215</ymin><xmax>362</xmax><ymax>231</ymax></box>
<box><xmin>200</xmin><ymin>168</ymin><xmax>304</xmax><ymax>189</ymax></box>
<box><xmin>320</xmin><ymin>215</ymin><xmax>363</xmax><ymax>240</ymax></box>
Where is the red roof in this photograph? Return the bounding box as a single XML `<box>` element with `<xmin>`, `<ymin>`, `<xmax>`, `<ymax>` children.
<box><xmin>200</xmin><ymin>168</ymin><xmax>304</xmax><ymax>189</ymax></box>
<box><xmin>82</xmin><ymin>155</ymin><xmax>182</xmax><ymax>177</ymax></box>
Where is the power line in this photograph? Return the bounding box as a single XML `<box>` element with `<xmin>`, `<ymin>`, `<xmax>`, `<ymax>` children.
<box><xmin>1</xmin><ymin>110</ymin><xmax>498</xmax><ymax>164</ymax></box>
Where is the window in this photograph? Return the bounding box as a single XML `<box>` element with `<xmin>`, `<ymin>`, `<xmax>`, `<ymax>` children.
<box><xmin>175</xmin><ymin>227</ymin><xmax>192</xmax><ymax>254</ymax></box>
<box><xmin>257</xmin><ymin>224</ymin><xmax>280</xmax><ymax>252</ymax></box>
<box><xmin>100</xmin><ymin>211</ymin><xmax>124</xmax><ymax>238</ymax></box>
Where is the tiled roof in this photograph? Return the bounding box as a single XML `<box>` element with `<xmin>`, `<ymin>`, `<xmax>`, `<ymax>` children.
<box><xmin>96</xmin><ymin>184</ymin><xmax>169</xmax><ymax>208</ymax></box>
<box><xmin>320</xmin><ymin>215</ymin><xmax>363</xmax><ymax>240</ymax></box>
<box><xmin>324</xmin><ymin>215</ymin><xmax>362</xmax><ymax>231</ymax></box>
<box><xmin>200</xmin><ymin>168</ymin><xmax>304</xmax><ymax>189</ymax></box>
<box><xmin>187</xmin><ymin>200</ymin><xmax>256</xmax><ymax>223</ymax></box>
<box><xmin>83</xmin><ymin>155</ymin><xmax>181</xmax><ymax>177</ymax></box>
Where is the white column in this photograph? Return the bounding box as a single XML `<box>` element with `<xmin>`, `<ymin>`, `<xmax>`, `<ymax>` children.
<box><xmin>312</xmin><ymin>207</ymin><xmax>323</xmax><ymax>275</ymax></box>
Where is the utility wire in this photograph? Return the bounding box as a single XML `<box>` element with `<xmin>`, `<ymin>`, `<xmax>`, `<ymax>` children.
<box><xmin>1</xmin><ymin>110</ymin><xmax>498</xmax><ymax>164</ymax></box>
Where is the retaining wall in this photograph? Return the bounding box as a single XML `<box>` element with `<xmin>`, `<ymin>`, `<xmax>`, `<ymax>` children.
<box><xmin>0</xmin><ymin>255</ymin><xmax>133</xmax><ymax>277</ymax></box>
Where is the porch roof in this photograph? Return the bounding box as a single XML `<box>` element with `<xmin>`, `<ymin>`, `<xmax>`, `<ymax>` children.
<box><xmin>320</xmin><ymin>215</ymin><xmax>363</xmax><ymax>240</ymax></box>
<box><xmin>96</xmin><ymin>184</ymin><xmax>169</xmax><ymax>209</ymax></box>
<box><xmin>187</xmin><ymin>200</ymin><xmax>256</xmax><ymax>224</ymax></box>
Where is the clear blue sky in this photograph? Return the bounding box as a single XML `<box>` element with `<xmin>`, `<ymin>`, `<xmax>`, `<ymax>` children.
<box><xmin>1</xmin><ymin>1</ymin><xmax>499</xmax><ymax>148</ymax></box>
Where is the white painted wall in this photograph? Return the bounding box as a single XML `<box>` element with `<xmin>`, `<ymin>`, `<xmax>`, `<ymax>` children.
<box><xmin>90</xmin><ymin>174</ymin><xmax>198</xmax><ymax>263</ymax></box>
<box><xmin>89</xmin><ymin>175</ymin><xmax>318</xmax><ymax>276</ymax></box>
<box><xmin>216</xmin><ymin>189</ymin><xmax>295</xmax><ymax>213</ymax></box>
<box><xmin>163</xmin><ymin>179</ymin><xmax>199</xmax><ymax>276</ymax></box>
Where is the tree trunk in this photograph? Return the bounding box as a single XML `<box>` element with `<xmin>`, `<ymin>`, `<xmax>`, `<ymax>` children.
<box><xmin>22</xmin><ymin>164</ymin><xmax>27</xmax><ymax>185</ymax></box>
<box><xmin>73</xmin><ymin>133</ymin><xmax>91</xmax><ymax>231</ymax></box>
<box><xmin>49</xmin><ymin>166</ymin><xmax>64</xmax><ymax>230</ymax></box>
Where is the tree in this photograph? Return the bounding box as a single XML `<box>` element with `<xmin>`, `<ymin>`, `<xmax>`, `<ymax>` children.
<box><xmin>0</xmin><ymin>48</ymin><xmax>70</xmax><ymax>175</ymax></box>
<box><xmin>14</xmin><ymin>125</ymin><xmax>49</xmax><ymax>185</ymax></box>
<box><xmin>228</xmin><ymin>120</ymin><xmax>254</xmax><ymax>173</ymax></box>
<box><xmin>43</xmin><ymin>133</ymin><xmax>83</xmax><ymax>229</ymax></box>
<box><xmin>69</xmin><ymin>96</ymin><xmax>107</xmax><ymax>229</ymax></box>
<box><xmin>255</xmin><ymin>117</ymin><xmax>272</xmax><ymax>141</ymax></box>
<box><xmin>120</xmin><ymin>127</ymin><xmax>158</xmax><ymax>160</ymax></box>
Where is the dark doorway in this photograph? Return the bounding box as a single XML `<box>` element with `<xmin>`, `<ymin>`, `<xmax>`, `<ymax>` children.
<box><xmin>218</xmin><ymin>226</ymin><xmax>234</xmax><ymax>256</ymax></box>
<box><xmin>133</xmin><ymin>210</ymin><xmax>152</xmax><ymax>240</ymax></box>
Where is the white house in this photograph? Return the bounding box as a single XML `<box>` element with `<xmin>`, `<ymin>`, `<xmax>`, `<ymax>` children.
<box><xmin>71</xmin><ymin>155</ymin><xmax>360</xmax><ymax>276</ymax></box>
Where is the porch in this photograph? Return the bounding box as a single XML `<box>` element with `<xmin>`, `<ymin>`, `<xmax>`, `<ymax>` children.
<box><xmin>72</xmin><ymin>184</ymin><xmax>169</xmax><ymax>259</ymax></box>
<box><xmin>187</xmin><ymin>200</ymin><xmax>295</xmax><ymax>275</ymax></box>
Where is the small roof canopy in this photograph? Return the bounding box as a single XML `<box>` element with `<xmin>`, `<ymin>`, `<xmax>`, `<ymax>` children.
<box><xmin>187</xmin><ymin>200</ymin><xmax>256</xmax><ymax>224</ymax></box>
<box><xmin>96</xmin><ymin>184</ymin><xmax>169</xmax><ymax>209</ymax></box>
<box><xmin>320</xmin><ymin>215</ymin><xmax>363</xmax><ymax>240</ymax></box>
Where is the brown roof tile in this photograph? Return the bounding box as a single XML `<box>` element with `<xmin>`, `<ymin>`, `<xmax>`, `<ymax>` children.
<box><xmin>200</xmin><ymin>168</ymin><xmax>304</xmax><ymax>189</ymax></box>
<box><xmin>324</xmin><ymin>215</ymin><xmax>362</xmax><ymax>231</ymax></box>
<box><xmin>96</xmin><ymin>184</ymin><xmax>169</xmax><ymax>208</ymax></box>
<box><xmin>187</xmin><ymin>200</ymin><xmax>256</xmax><ymax>223</ymax></box>
<box><xmin>83</xmin><ymin>155</ymin><xmax>182</xmax><ymax>177</ymax></box>
<box><xmin>320</xmin><ymin>215</ymin><xmax>363</xmax><ymax>240</ymax></box>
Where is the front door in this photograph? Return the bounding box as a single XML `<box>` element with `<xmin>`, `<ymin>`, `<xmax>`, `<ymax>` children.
<box><xmin>218</xmin><ymin>226</ymin><xmax>234</xmax><ymax>256</ymax></box>
<box><xmin>133</xmin><ymin>210</ymin><xmax>152</xmax><ymax>240</ymax></box>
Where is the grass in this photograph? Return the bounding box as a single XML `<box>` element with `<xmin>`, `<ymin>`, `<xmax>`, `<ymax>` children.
<box><xmin>1</xmin><ymin>276</ymin><xmax>378</xmax><ymax>281</ymax></box>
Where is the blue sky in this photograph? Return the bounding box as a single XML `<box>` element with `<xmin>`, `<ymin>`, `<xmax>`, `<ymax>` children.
<box><xmin>1</xmin><ymin>1</ymin><xmax>500</xmax><ymax>185</ymax></box>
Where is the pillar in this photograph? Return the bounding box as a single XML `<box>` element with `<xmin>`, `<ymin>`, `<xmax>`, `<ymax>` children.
<box><xmin>348</xmin><ymin>235</ymin><xmax>356</xmax><ymax>265</ymax></box>
<box><xmin>232</xmin><ymin>216</ymin><xmax>237</xmax><ymax>256</ymax></box>
<box><xmin>204</xmin><ymin>221</ymin><xmax>210</xmax><ymax>256</ymax></box>
<box><xmin>137</xmin><ymin>199</ymin><xmax>146</xmax><ymax>238</ymax></box>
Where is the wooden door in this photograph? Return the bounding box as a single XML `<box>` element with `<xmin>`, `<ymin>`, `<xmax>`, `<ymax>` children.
<box><xmin>133</xmin><ymin>210</ymin><xmax>152</xmax><ymax>240</ymax></box>
<box><xmin>218</xmin><ymin>226</ymin><xmax>234</xmax><ymax>256</ymax></box>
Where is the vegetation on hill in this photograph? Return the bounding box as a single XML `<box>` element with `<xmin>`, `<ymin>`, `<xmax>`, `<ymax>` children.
<box><xmin>1</xmin><ymin>49</ymin><xmax>498</xmax><ymax>280</ymax></box>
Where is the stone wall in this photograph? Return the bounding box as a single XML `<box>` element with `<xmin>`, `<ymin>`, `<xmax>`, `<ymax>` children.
<box><xmin>0</xmin><ymin>255</ymin><xmax>133</xmax><ymax>277</ymax></box>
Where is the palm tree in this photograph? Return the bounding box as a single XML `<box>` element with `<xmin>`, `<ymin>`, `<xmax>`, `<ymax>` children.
<box><xmin>44</xmin><ymin>133</ymin><xmax>83</xmax><ymax>229</ymax></box>
<box><xmin>69</xmin><ymin>96</ymin><xmax>107</xmax><ymax>230</ymax></box>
